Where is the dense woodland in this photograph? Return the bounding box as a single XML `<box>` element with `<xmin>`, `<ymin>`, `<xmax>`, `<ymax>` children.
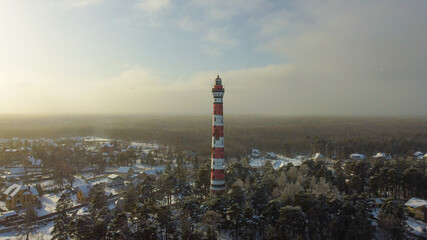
<box><xmin>51</xmin><ymin>156</ymin><xmax>427</xmax><ymax>240</ymax></box>
<box><xmin>0</xmin><ymin>115</ymin><xmax>425</xmax><ymax>158</ymax></box>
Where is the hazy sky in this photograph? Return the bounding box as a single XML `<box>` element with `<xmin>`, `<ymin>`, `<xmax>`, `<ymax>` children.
<box><xmin>0</xmin><ymin>0</ymin><xmax>426</xmax><ymax>116</ymax></box>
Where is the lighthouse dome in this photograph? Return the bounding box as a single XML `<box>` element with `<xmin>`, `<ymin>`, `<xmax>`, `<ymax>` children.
<box><xmin>215</xmin><ymin>75</ymin><xmax>222</xmax><ymax>85</ymax></box>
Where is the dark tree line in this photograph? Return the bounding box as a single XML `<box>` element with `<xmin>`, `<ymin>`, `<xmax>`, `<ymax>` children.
<box><xmin>0</xmin><ymin>116</ymin><xmax>425</xmax><ymax>158</ymax></box>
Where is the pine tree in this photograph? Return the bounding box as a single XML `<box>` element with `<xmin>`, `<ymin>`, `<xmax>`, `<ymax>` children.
<box><xmin>180</xmin><ymin>213</ymin><xmax>192</xmax><ymax>240</ymax></box>
<box><xmin>106</xmin><ymin>212</ymin><xmax>131</xmax><ymax>239</ymax></box>
<box><xmin>378</xmin><ymin>198</ymin><xmax>407</xmax><ymax>240</ymax></box>
<box><xmin>51</xmin><ymin>195</ymin><xmax>73</xmax><ymax>240</ymax></box>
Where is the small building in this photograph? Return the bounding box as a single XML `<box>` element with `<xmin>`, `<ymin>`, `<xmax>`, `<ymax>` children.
<box><xmin>28</xmin><ymin>156</ymin><xmax>42</xmax><ymax>167</ymax></box>
<box><xmin>8</xmin><ymin>167</ymin><xmax>26</xmax><ymax>176</ymax></box>
<box><xmin>413</xmin><ymin>151</ymin><xmax>424</xmax><ymax>160</ymax></box>
<box><xmin>372</xmin><ymin>152</ymin><xmax>391</xmax><ymax>160</ymax></box>
<box><xmin>76</xmin><ymin>207</ymin><xmax>90</xmax><ymax>216</ymax></box>
<box><xmin>117</xmin><ymin>167</ymin><xmax>134</xmax><ymax>179</ymax></box>
<box><xmin>76</xmin><ymin>185</ymin><xmax>92</xmax><ymax>203</ymax></box>
<box><xmin>250</xmin><ymin>149</ymin><xmax>260</xmax><ymax>158</ymax></box>
<box><xmin>3</xmin><ymin>184</ymin><xmax>39</xmax><ymax>210</ymax></box>
<box><xmin>405</xmin><ymin>197</ymin><xmax>427</xmax><ymax>222</ymax></box>
<box><xmin>100</xmin><ymin>142</ymin><xmax>115</xmax><ymax>155</ymax></box>
<box><xmin>265</xmin><ymin>152</ymin><xmax>277</xmax><ymax>160</ymax></box>
<box><xmin>350</xmin><ymin>153</ymin><xmax>366</xmax><ymax>160</ymax></box>
<box><xmin>107</xmin><ymin>174</ymin><xmax>124</xmax><ymax>187</ymax></box>
<box><xmin>0</xmin><ymin>210</ymin><xmax>20</xmax><ymax>222</ymax></box>
<box><xmin>312</xmin><ymin>153</ymin><xmax>324</xmax><ymax>161</ymax></box>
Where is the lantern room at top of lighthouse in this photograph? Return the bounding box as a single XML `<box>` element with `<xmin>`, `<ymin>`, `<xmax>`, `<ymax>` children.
<box><xmin>213</xmin><ymin>75</ymin><xmax>224</xmax><ymax>91</ymax></box>
<box><xmin>215</xmin><ymin>75</ymin><xmax>222</xmax><ymax>85</ymax></box>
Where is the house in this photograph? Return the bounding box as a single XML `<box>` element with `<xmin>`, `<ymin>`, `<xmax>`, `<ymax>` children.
<box><xmin>405</xmin><ymin>197</ymin><xmax>427</xmax><ymax>222</ymax></box>
<box><xmin>76</xmin><ymin>207</ymin><xmax>90</xmax><ymax>216</ymax></box>
<box><xmin>117</xmin><ymin>167</ymin><xmax>134</xmax><ymax>179</ymax></box>
<box><xmin>372</xmin><ymin>152</ymin><xmax>391</xmax><ymax>160</ymax></box>
<box><xmin>350</xmin><ymin>153</ymin><xmax>366</xmax><ymax>160</ymax></box>
<box><xmin>312</xmin><ymin>153</ymin><xmax>324</xmax><ymax>161</ymax></box>
<box><xmin>8</xmin><ymin>167</ymin><xmax>25</xmax><ymax>175</ymax></box>
<box><xmin>250</xmin><ymin>149</ymin><xmax>260</xmax><ymax>158</ymax></box>
<box><xmin>265</xmin><ymin>152</ymin><xmax>277</xmax><ymax>160</ymax></box>
<box><xmin>0</xmin><ymin>210</ymin><xmax>20</xmax><ymax>222</ymax></box>
<box><xmin>28</xmin><ymin>156</ymin><xmax>42</xmax><ymax>167</ymax></box>
<box><xmin>413</xmin><ymin>151</ymin><xmax>424</xmax><ymax>160</ymax></box>
<box><xmin>100</xmin><ymin>142</ymin><xmax>115</xmax><ymax>154</ymax></box>
<box><xmin>76</xmin><ymin>185</ymin><xmax>92</xmax><ymax>203</ymax></box>
<box><xmin>3</xmin><ymin>184</ymin><xmax>39</xmax><ymax>210</ymax></box>
<box><xmin>107</xmin><ymin>174</ymin><xmax>124</xmax><ymax>187</ymax></box>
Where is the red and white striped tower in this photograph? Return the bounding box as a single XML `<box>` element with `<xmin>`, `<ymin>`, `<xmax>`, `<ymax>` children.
<box><xmin>211</xmin><ymin>75</ymin><xmax>225</xmax><ymax>193</ymax></box>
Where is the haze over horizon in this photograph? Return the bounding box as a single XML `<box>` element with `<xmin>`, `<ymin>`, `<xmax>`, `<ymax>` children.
<box><xmin>0</xmin><ymin>0</ymin><xmax>426</xmax><ymax>116</ymax></box>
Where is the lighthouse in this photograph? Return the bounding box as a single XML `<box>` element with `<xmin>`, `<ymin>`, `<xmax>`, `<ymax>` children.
<box><xmin>211</xmin><ymin>75</ymin><xmax>225</xmax><ymax>193</ymax></box>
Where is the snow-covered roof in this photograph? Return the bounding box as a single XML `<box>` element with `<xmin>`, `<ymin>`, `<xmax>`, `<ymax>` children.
<box><xmin>76</xmin><ymin>185</ymin><xmax>92</xmax><ymax>198</ymax></box>
<box><xmin>373</xmin><ymin>152</ymin><xmax>386</xmax><ymax>158</ymax></box>
<box><xmin>350</xmin><ymin>153</ymin><xmax>366</xmax><ymax>160</ymax></box>
<box><xmin>29</xmin><ymin>186</ymin><xmax>39</xmax><ymax>196</ymax></box>
<box><xmin>28</xmin><ymin>156</ymin><xmax>42</xmax><ymax>166</ymax></box>
<box><xmin>405</xmin><ymin>197</ymin><xmax>427</xmax><ymax>208</ymax></box>
<box><xmin>77</xmin><ymin>207</ymin><xmax>90</xmax><ymax>216</ymax></box>
<box><xmin>265</xmin><ymin>152</ymin><xmax>277</xmax><ymax>159</ymax></box>
<box><xmin>1</xmin><ymin>211</ymin><xmax>17</xmax><ymax>218</ymax></box>
<box><xmin>249</xmin><ymin>158</ymin><xmax>264</xmax><ymax>168</ymax></box>
<box><xmin>372</xmin><ymin>152</ymin><xmax>391</xmax><ymax>160</ymax></box>
<box><xmin>4</xmin><ymin>184</ymin><xmax>21</xmax><ymax>196</ymax></box>
<box><xmin>108</xmin><ymin>174</ymin><xmax>123</xmax><ymax>180</ymax></box>
<box><xmin>413</xmin><ymin>151</ymin><xmax>423</xmax><ymax>157</ymax></box>
<box><xmin>117</xmin><ymin>167</ymin><xmax>133</xmax><ymax>173</ymax></box>
<box><xmin>312</xmin><ymin>153</ymin><xmax>324</xmax><ymax>160</ymax></box>
<box><xmin>8</xmin><ymin>167</ymin><xmax>25</xmax><ymax>174</ymax></box>
<box><xmin>4</xmin><ymin>184</ymin><xmax>37</xmax><ymax>197</ymax></box>
<box><xmin>144</xmin><ymin>167</ymin><xmax>165</xmax><ymax>175</ymax></box>
<box><xmin>102</xmin><ymin>142</ymin><xmax>114</xmax><ymax>148</ymax></box>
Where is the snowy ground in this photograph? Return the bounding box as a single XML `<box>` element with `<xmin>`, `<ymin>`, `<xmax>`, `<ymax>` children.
<box><xmin>0</xmin><ymin>221</ymin><xmax>54</xmax><ymax>240</ymax></box>
<box><xmin>37</xmin><ymin>193</ymin><xmax>61</xmax><ymax>217</ymax></box>
<box><xmin>87</xmin><ymin>177</ymin><xmax>108</xmax><ymax>186</ymax></box>
<box><xmin>72</xmin><ymin>176</ymin><xmax>86</xmax><ymax>188</ymax></box>
<box><xmin>406</xmin><ymin>217</ymin><xmax>427</xmax><ymax>236</ymax></box>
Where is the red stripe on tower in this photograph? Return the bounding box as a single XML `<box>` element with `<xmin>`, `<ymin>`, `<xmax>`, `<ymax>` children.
<box><xmin>211</xmin><ymin>75</ymin><xmax>225</xmax><ymax>193</ymax></box>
